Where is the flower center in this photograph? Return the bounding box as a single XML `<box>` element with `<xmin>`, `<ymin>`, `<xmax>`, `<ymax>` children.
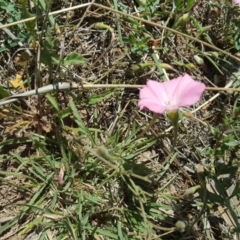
<box><xmin>166</xmin><ymin>98</ymin><xmax>178</xmax><ymax>107</ymax></box>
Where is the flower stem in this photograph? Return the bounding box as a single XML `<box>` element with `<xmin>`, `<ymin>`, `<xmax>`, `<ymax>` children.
<box><xmin>172</xmin><ymin>123</ymin><xmax>178</xmax><ymax>150</ymax></box>
<box><xmin>166</xmin><ymin>110</ymin><xmax>179</xmax><ymax>150</ymax></box>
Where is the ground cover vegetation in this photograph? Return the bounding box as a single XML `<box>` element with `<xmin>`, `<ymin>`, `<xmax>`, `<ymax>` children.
<box><xmin>0</xmin><ymin>0</ymin><xmax>240</xmax><ymax>239</ymax></box>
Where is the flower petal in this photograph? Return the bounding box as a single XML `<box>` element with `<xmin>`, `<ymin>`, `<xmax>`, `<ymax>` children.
<box><xmin>138</xmin><ymin>98</ymin><xmax>167</xmax><ymax>113</ymax></box>
<box><xmin>144</xmin><ymin>80</ymin><xmax>169</xmax><ymax>103</ymax></box>
<box><xmin>171</xmin><ymin>74</ymin><xmax>205</xmax><ymax>107</ymax></box>
<box><xmin>233</xmin><ymin>0</ymin><xmax>240</xmax><ymax>7</ymax></box>
<box><xmin>138</xmin><ymin>80</ymin><xmax>169</xmax><ymax>113</ymax></box>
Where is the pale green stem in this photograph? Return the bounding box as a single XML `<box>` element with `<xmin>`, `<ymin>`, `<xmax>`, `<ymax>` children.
<box><xmin>167</xmin><ymin>110</ymin><xmax>179</xmax><ymax>151</ymax></box>
<box><xmin>171</xmin><ymin>123</ymin><xmax>178</xmax><ymax>151</ymax></box>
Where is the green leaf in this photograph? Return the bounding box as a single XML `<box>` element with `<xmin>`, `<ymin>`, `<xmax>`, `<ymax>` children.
<box><xmin>86</xmin><ymin>226</ymin><xmax>118</xmax><ymax>239</ymax></box>
<box><xmin>85</xmin><ymin>89</ymin><xmax>115</xmax><ymax>105</ymax></box>
<box><xmin>216</xmin><ymin>164</ymin><xmax>238</xmax><ymax>176</ymax></box>
<box><xmin>19</xmin><ymin>0</ymin><xmax>35</xmax><ymax>32</ymax></box>
<box><xmin>40</xmin><ymin>37</ymin><xmax>59</xmax><ymax>66</ymax></box>
<box><xmin>0</xmin><ymin>219</ymin><xmax>18</xmax><ymax>235</ymax></box>
<box><xmin>6</xmin><ymin>3</ymin><xmax>15</xmax><ymax>12</ymax></box>
<box><xmin>58</xmin><ymin>108</ymin><xmax>72</xmax><ymax>119</ymax></box>
<box><xmin>0</xmin><ymin>85</ymin><xmax>10</xmax><ymax>99</ymax></box>
<box><xmin>69</xmin><ymin>99</ymin><xmax>85</xmax><ymax>131</ymax></box>
<box><xmin>229</xmin><ymin>183</ymin><xmax>240</xmax><ymax>198</ymax></box>
<box><xmin>0</xmin><ymin>137</ymin><xmax>32</xmax><ymax>146</ymax></box>
<box><xmin>202</xmin><ymin>190</ymin><xmax>224</xmax><ymax>204</ymax></box>
<box><xmin>46</xmin><ymin>94</ymin><xmax>59</xmax><ymax>111</ymax></box>
<box><xmin>224</xmin><ymin>141</ymin><xmax>240</xmax><ymax>147</ymax></box>
<box><xmin>117</xmin><ymin>221</ymin><xmax>125</xmax><ymax>240</ymax></box>
<box><xmin>204</xmin><ymin>54</ymin><xmax>223</xmax><ymax>75</ymax></box>
<box><xmin>63</xmin><ymin>53</ymin><xmax>86</xmax><ymax>66</ymax></box>
<box><xmin>69</xmin><ymin>100</ymin><xmax>95</xmax><ymax>144</ymax></box>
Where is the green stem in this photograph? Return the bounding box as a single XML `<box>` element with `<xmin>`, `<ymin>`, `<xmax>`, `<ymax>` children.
<box><xmin>167</xmin><ymin>110</ymin><xmax>179</xmax><ymax>151</ymax></box>
<box><xmin>172</xmin><ymin>124</ymin><xmax>178</xmax><ymax>151</ymax></box>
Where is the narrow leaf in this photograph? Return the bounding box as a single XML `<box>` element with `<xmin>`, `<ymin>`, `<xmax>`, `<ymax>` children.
<box><xmin>63</xmin><ymin>53</ymin><xmax>86</xmax><ymax>66</ymax></box>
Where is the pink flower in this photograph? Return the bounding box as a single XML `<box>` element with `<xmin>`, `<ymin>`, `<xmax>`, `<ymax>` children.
<box><xmin>138</xmin><ymin>74</ymin><xmax>205</xmax><ymax>114</ymax></box>
<box><xmin>233</xmin><ymin>0</ymin><xmax>240</xmax><ymax>6</ymax></box>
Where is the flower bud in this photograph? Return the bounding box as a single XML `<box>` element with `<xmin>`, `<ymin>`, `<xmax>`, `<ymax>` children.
<box><xmin>185</xmin><ymin>63</ymin><xmax>196</xmax><ymax>70</ymax></box>
<box><xmin>207</xmin><ymin>52</ymin><xmax>219</xmax><ymax>58</ymax></box>
<box><xmin>167</xmin><ymin>110</ymin><xmax>179</xmax><ymax>126</ymax></box>
<box><xmin>96</xmin><ymin>146</ymin><xmax>110</xmax><ymax>159</ymax></box>
<box><xmin>175</xmin><ymin>220</ymin><xmax>187</xmax><ymax>232</ymax></box>
<box><xmin>174</xmin><ymin>13</ymin><xmax>191</xmax><ymax>28</ymax></box>
<box><xmin>201</xmin><ymin>25</ymin><xmax>212</xmax><ymax>33</ymax></box>
<box><xmin>193</xmin><ymin>55</ymin><xmax>204</xmax><ymax>66</ymax></box>
<box><xmin>183</xmin><ymin>185</ymin><xmax>201</xmax><ymax>200</ymax></box>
